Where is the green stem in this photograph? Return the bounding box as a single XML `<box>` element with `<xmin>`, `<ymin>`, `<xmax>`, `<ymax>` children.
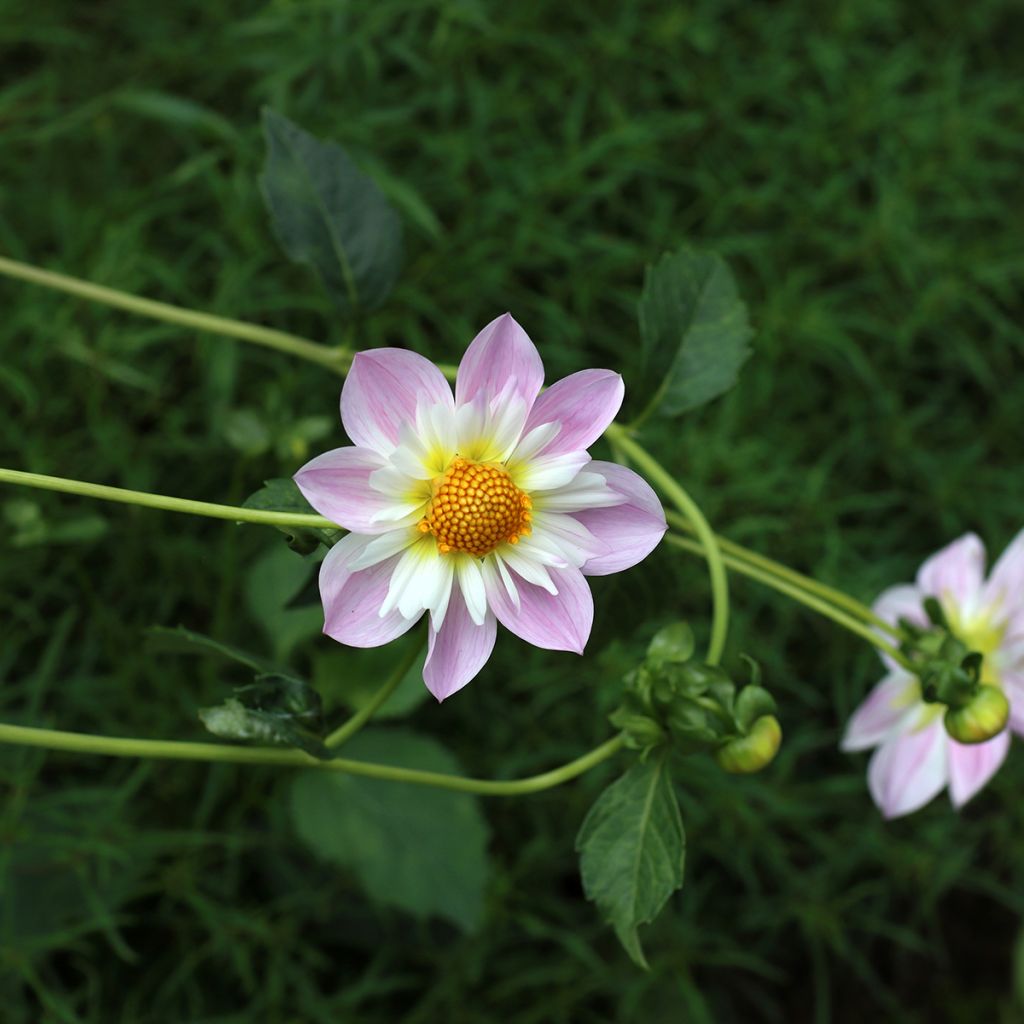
<box><xmin>607</xmin><ymin>425</ymin><xmax>730</xmax><ymax>666</ymax></box>
<box><xmin>0</xmin><ymin>722</ymin><xmax>625</xmax><ymax>797</ymax></box>
<box><xmin>664</xmin><ymin>533</ymin><xmax>913</xmax><ymax>670</ymax></box>
<box><xmin>0</xmin><ymin>468</ymin><xmax>336</xmax><ymax>529</ymax></box>
<box><xmin>324</xmin><ymin>638</ymin><xmax>425</xmax><ymax>748</ymax></box>
<box><xmin>0</xmin><ymin>255</ymin><xmax>350</xmax><ymax>373</ymax></box>
<box><xmin>663</xmin><ymin>510</ymin><xmax>903</xmax><ymax>641</ymax></box>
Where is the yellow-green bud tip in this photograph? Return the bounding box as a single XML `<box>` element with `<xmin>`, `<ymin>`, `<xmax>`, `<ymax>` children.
<box><xmin>715</xmin><ymin>715</ymin><xmax>782</xmax><ymax>774</ymax></box>
<box><xmin>943</xmin><ymin>685</ymin><xmax>1009</xmax><ymax>744</ymax></box>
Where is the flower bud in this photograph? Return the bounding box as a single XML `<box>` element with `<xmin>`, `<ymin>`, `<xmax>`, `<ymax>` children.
<box><xmin>614</xmin><ymin>712</ymin><xmax>668</xmax><ymax>752</ymax></box>
<box><xmin>715</xmin><ymin>715</ymin><xmax>782</xmax><ymax>774</ymax></box>
<box><xmin>943</xmin><ymin>685</ymin><xmax>1009</xmax><ymax>744</ymax></box>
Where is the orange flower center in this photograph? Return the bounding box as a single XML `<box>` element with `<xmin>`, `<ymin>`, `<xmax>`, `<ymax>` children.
<box><xmin>418</xmin><ymin>457</ymin><xmax>532</xmax><ymax>557</ymax></box>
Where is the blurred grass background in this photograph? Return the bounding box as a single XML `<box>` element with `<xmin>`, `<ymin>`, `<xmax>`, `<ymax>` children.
<box><xmin>1</xmin><ymin>0</ymin><xmax>1023</xmax><ymax>1020</ymax></box>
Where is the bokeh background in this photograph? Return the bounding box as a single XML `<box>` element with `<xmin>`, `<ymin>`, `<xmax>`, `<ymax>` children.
<box><xmin>2</xmin><ymin>1</ymin><xmax>1023</xmax><ymax>1021</ymax></box>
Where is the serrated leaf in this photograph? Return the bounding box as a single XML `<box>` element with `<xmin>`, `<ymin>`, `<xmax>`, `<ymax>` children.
<box><xmin>260</xmin><ymin>108</ymin><xmax>402</xmax><ymax>315</ymax></box>
<box><xmin>576</xmin><ymin>757</ymin><xmax>685</xmax><ymax>967</ymax></box>
<box><xmin>636</xmin><ymin>246</ymin><xmax>753</xmax><ymax>419</ymax></box>
<box><xmin>290</xmin><ymin>728</ymin><xmax>488</xmax><ymax>930</ymax></box>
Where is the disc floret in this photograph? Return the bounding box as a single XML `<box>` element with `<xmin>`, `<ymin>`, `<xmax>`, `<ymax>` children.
<box><xmin>418</xmin><ymin>457</ymin><xmax>532</xmax><ymax>557</ymax></box>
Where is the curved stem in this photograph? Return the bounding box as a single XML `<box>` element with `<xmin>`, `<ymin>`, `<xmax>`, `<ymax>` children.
<box><xmin>0</xmin><ymin>722</ymin><xmax>625</xmax><ymax>797</ymax></box>
<box><xmin>324</xmin><ymin>638</ymin><xmax>425</xmax><ymax>748</ymax></box>
<box><xmin>0</xmin><ymin>468</ymin><xmax>336</xmax><ymax>529</ymax></box>
<box><xmin>0</xmin><ymin>255</ymin><xmax>350</xmax><ymax>373</ymax></box>
<box><xmin>607</xmin><ymin>425</ymin><xmax>730</xmax><ymax>666</ymax></box>
<box><xmin>663</xmin><ymin>510</ymin><xmax>903</xmax><ymax>641</ymax></box>
<box><xmin>665</xmin><ymin>533</ymin><xmax>913</xmax><ymax>670</ymax></box>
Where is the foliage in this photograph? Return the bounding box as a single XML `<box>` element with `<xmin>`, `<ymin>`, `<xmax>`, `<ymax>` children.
<box><xmin>1</xmin><ymin>0</ymin><xmax>1023</xmax><ymax>1021</ymax></box>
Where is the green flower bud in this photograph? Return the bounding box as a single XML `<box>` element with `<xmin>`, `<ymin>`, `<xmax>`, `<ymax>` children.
<box><xmin>614</xmin><ymin>712</ymin><xmax>668</xmax><ymax>751</ymax></box>
<box><xmin>943</xmin><ymin>685</ymin><xmax>1009</xmax><ymax>744</ymax></box>
<box><xmin>715</xmin><ymin>715</ymin><xmax>782</xmax><ymax>774</ymax></box>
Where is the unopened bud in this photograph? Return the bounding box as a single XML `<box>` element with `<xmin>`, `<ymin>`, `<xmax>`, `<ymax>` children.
<box><xmin>615</xmin><ymin>713</ymin><xmax>667</xmax><ymax>751</ymax></box>
<box><xmin>715</xmin><ymin>715</ymin><xmax>782</xmax><ymax>774</ymax></box>
<box><xmin>943</xmin><ymin>685</ymin><xmax>1009</xmax><ymax>744</ymax></box>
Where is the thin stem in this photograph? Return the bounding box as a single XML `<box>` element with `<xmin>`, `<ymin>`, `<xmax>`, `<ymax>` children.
<box><xmin>0</xmin><ymin>468</ymin><xmax>336</xmax><ymax>529</ymax></box>
<box><xmin>607</xmin><ymin>425</ymin><xmax>730</xmax><ymax>666</ymax></box>
<box><xmin>663</xmin><ymin>510</ymin><xmax>904</xmax><ymax>641</ymax></box>
<box><xmin>324</xmin><ymin>638</ymin><xmax>425</xmax><ymax>748</ymax></box>
<box><xmin>664</xmin><ymin>533</ymin><xmax>913</xmax><ymax>670</ymax></box>
<box><xmin>0</xmin><ymin>255</ymin><xmax>350</xmax><ymax>373</ymax></box>
<box><xmin>0</xmin><ymin>722</ymin><xmax>625</xmax><ymax>797</ymax></box>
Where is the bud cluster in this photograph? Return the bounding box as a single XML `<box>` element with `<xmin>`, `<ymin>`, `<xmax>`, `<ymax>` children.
<box><xmin>610</xmin><ymin>623</ymin><xmax>782</xmax><ymax>773</ymax></box>
<box><xmin>899</xmin><ymin>598</ymin><xmax>1009</xmax><ymax>745</ymax></box>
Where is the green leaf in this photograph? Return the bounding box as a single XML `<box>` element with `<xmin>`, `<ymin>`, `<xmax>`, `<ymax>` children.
<box><xmin>244</xmin><ymin>544</ymin><xmax>324</xmax><ymax>661</ymax></box>
<box><xmin>243</xmin><ymin>477</ymin><xmax>342</xmax><ymax>553</ymax></box>
<box><xmin>636</xmin><ymin>246</ymin><xmax>753</xmax><ymax>419</ymax></box>
<box><xmin>146</xmin><ymin>624</ymin><xmax>294</xmax><ymax>680</ymax></box>
<box><xmin>312</xmin><ymin>631</ymin><xmax>428</xmax><ymax>720</ymax></box>
<box><xmin>290</xmin><ymin>728</ymin><xmax>489</xmax><ymax>930</ymax></box>
<box><xmin>260</xmin><ymin>108</ymin><xmax>402</xmax><ymax>316</ymax></box>
<box><xmin>576</xmin><ymin>757</ymin><xmax>685</xmax><ymax>967</ymax></box>
<box><xmin>243</xmin><ymin>477</ymin><xmax>314</xmax><ymax>515</ymax></box>
<box><xmin>199</xmin><ymin>674</ymin><xmax>330</xmax><ymax>759</ymax></box>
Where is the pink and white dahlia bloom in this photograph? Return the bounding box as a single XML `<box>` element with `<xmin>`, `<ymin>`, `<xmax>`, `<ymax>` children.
<box><xmin>294</xmin><ymin>314</ymin><xmax>667</xmax><ymax>701</ymax></box>
<box><xmin>842</xmin><ymin>530</ymin><xmax>1024</xmax><ymax>818</ymax></box>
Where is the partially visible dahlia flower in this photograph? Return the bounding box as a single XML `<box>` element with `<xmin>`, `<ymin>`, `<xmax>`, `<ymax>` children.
<box><xmin>842</xmin><ymin>531</ymin><xmax>1024</xmax><ymax>818</ymax></box>
<box><xmin>295</xmin><ymin>314</ymin><xmax>667</xmax><ymax>700</ymax></box>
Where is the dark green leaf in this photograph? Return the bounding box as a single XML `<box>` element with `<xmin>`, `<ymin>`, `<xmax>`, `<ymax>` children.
<box><xmin>290</xmin><ymin>728</ymin><xmax>489</xmax><ymax>930</ymax></box>
<box><xmin>199</xmin><ymin>674</ymin><xmax>330</xmax><ymax>760</ymax></box>
<box><xmin>242</xmin><ymin>477</ymin><xmax>314</xmax><ymax>516</ymax></box>
<box><xmin>260</xmin><ymin>108</ymin><xmax>402</xmax><ymax>315</ymax></box>
<box><xmin>312</xmin><ymin>631</ymin><xmax>428</xmax><ymax>720</ymax></box>
<box><xmin>244</xmin><ymin>544</ymin><xmax>324</xmax><ymax>661</ymax></box>
<box><xmin>146</xmin><ymin>624</ymin><xmax>293</xmax><ymax>680</ymax></box>
<box><xmin>243</xmin><ymin>477</ymin><xmax>343</xmax><ymax>553</ymax></box>
<box><xmin>576</xmin><ymin>757</ymin><xmax>685</xmax><ymax>967</ymax></box>
<box><xmin>636</xmin><ymin>246</ymin><xmax>753</xmax><ymax>419</ymax></box>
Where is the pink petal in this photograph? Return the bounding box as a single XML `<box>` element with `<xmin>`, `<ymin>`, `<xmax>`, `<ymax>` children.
<box><xmin>841</xmin><ymin>672</ymin><xmax>920</xmax><ymax>752</ymax></box>
<box><xmin>873</xmin><ymin>584</ymin><xmax>926</xmax><ymax>629</ymax></box>
<box><xmin>948</xmin><ymin>730</ymin><xmax>1010</xmax><ymax>808</ymax></box>
<box><xmin>422</xmin><ymin>586</ymin><xmax>497</xmax><ymax>701</ymax></box>
<box><xmin>916</xmin><ymin>533</ymin><xmax>986</xmax><ymax>613</ymax></box>
<box><xmin>521</xmin><ymin>369</ymin><xmax>624</xmax><ymax>457</ymax></box>
<box><xmin>320</xmin><ymin>534</ymin><xmax>420</xmax><ymax>648</ymax></box>
<box><xmin>342</xmin><ymin>348</ymin><xmax>454</xmax><ymax>455</ymax></box>
<box><xmin>455</xmin><ymin>314</ymin><xmax>544</xmax><ymax>415</ymax></box>
<box><xmin>572</xmin><ymin>461</ymin><xmax>667</xmax><ymax>576</ymax></box>
<box><xmin>867</xmin><ymin>718</ymin><xmax>948</xmax><ymax>819</ymax></box>
<box><xmin>293</xmin><ymin>446</ymin><xmax>400</xmax><ymax>534</ymax></box>
<box><xmin>484</xmin><ymin>563</ymin><xmax>593</xmax><ymax>654</ymax></box>
<box><xmin>983</xmin><ymin>527</ymin><xmax>1024</xmax><ymax>633</ymax></box>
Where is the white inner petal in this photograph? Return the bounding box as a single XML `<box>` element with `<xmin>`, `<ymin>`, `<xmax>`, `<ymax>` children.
<box><xmin>500</xmin><ymin>547</ymin><xmax>558</xmax><ymax>594</ymax></box>
<box><xmin>455</xmin><ymin>555</ymin><xmax>489</xmax><ymax>626</ymax></box>
<box><xmin>533</xmin><ymin>470</ymin><xmax>627</xmax><ymax>513</ymax></box>
<box><xmin>507</xmin><ymin>421</ymin><xmax>560</xmax><ymax>467</ymax></box>
<box><xmin>530</xmin><ymin>511</ymin><xmax>607</xmax><ymax>568</ymax></box>
<box><xmin>515</xmin><ymin>450</ymin><xmax>590</xmax><ymax>493</ymax></box>
<box><xmin>348</xmin><ymin>526</ymin><xmax>421</xmax><ymax>571</ymax></box>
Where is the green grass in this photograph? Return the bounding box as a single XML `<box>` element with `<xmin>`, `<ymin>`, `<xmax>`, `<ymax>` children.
<box><xmin>2</xmin><ymin>0</ymin><xmax>1023</xmax><ymax>1021</ymax></box>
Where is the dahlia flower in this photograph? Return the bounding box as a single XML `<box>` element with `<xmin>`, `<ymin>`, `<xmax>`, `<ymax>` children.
<box><xmin>842</xmin><ymin>530</ymin><xmax>1024</xmax><ymax>818</ymax></box>
<box><xmin>294</xmin><ymin>314</ymin><xmax>667</xmax><ymax>700</ymax></box>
